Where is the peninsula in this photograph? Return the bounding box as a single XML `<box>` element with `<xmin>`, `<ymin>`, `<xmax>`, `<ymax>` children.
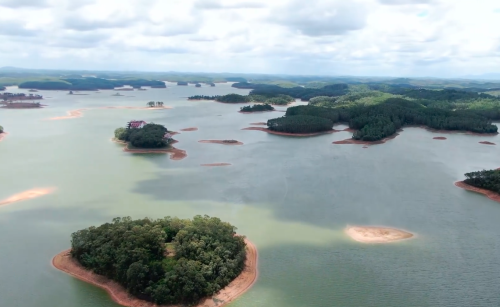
<box><xmin>53</xmin><ymin>216</ymin><xmax>257</xmax><ymax>307</ymax></box>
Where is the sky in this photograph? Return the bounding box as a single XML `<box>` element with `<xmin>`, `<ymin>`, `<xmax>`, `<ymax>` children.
<box><xmin>0</xmin><ymin>0</ymin><xmax>499</xmax><ymax>77</ymax></box>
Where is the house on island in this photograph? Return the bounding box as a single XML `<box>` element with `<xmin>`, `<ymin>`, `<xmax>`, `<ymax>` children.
<box><xmin>127</xmin><ymin>120</ymin><xmax>147</xmax><ymax>129</ymax></box>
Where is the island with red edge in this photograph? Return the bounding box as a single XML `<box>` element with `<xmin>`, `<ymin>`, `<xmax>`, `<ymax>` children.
<box><xmin>53</xmin><ymin>216</ymin><xmax>258</xmax><ymax>307</ymax></box>
<box><xmin>455</xmin><ymin>168</ymin><xmax>500</xmax><ymax>203</ymax></box>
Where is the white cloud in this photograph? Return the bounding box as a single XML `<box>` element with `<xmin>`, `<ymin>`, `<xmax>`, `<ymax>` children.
<box><xmin>0</xmin><ymin>0</ymin><xmax>499</xmax><ymax>77</ymax></box>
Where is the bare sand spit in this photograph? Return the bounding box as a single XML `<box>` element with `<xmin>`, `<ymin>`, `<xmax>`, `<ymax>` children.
<box><xmin>180</xmin><ymin>127</ymin><xmax>198</xmax><ymax>132</ymax></box>
<box><xmin>199</xmin><ymin>140</ymin><xmax>243</xmax><ymax>145</ymax></box>
<box><xmin>49</xmin><ymin>109</ymin><xmax>86</xmax><ymax>120</ymax></box>
<box><xmin>345</xmin><ymin>226</ymin><xmax>414</xmax><ymax>244</ymax></box>
<box><xmin>52</xmin><ymin>238</ymin><xmax>258</xmax><ymax>307</ymax></box>
<box><xmin>201</xmin><ymin>163</ymin><xmax>232</xmax><ymax>167</ymax></box>
<box><xmin>479</xmin><ymin>141</ymin><xmax>496</xmax><ymax>145</ymax></box>
<box><xmin>242</xmin><ymin>127</ymin><xmax>335</xmax><ymax>137</ymax></box>
<box><xmin>0</xmin><ymin>188</ymin><xmax>56</xmax><ymax>207</ymax></box>
<box><xmin>333</xmin><ymin>133</ymin><xmax>400</xmax><ymax>145</ymax></box>
<box><xmin>250</xmin><ymin>122</ymin><xmax>267</xmax><ymax>126</ymax></box>
<box><xmin>433</xmin><ymin>137</ymin><xmax>447</xmax><ymax>140</ymax></box>
<box><xmin>0</xmin><ymin>132</ymin><xmax>8</xmax><ymax>142</ymax></box>
<box><xmin>455</xmin><ymin>181</ymin><xmax>500</xmax><ymax>203</ymax></box>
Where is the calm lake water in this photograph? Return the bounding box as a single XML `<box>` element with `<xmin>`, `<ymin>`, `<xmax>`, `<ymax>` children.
<box><xmin>1</xmin><ymin>83</ymin><xmax>500</xmax><ymax>307</ymax></box>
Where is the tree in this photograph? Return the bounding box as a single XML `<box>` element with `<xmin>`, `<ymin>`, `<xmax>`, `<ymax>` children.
<box><xmin>147</xmin><ymin>101</ymin><xmax>155</xmax><ymax>107</ymax></box>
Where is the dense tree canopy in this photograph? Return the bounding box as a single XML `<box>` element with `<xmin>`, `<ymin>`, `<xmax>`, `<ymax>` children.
<box><xmin>215</xmin><ymin>94</ymin><xmax>251</xmax><ymax>103</ymax></box>
<box><xmin>115</xmin><ymin>123</ymin><xmax>169</xmax><ymax>148</ymax></box>
<box><xmin>19</xmin><ymin>78</ymin><xmax>165</xmax><ymax>90</ymax></box>
<box><xmin>464</xmin><ymin>169</ymin><xmax>500</xmax><ymax>194</ymax></box>
<box><xmin>267</xmin><ymin>115</ymin><xmax>334</xmax><ymax>133</ymax></box>
<box><xmin>71</xmin><ymin>215</ymin><xmax>246</xmax><ymax>305</ymax></box>
<box><xmin>232</xmin><ymin>82</ymin><xmax>349</xmax><ymax>101</ymax></box>
<box><xmin>240</xmin><ymin>104</ymin><xmax>275</xmax><ymax>112</ymax></box>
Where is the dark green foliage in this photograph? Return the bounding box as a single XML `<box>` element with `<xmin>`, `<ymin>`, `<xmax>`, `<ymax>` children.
<box><xmin>283</xmin><ymin>103</ymin><xmax>497</xmax><ymax>140</ymax></box>
<box><xmin>267</xmin><ymin>115</ymin><xmax>334</xmax><ymax>133</ymax></box>
<box><xmin>0</xmin><ymin>125</ymin><xmax>3</xmax><ymax>133</ymax></box>
<box><xmin>266</xmin><ymin>95</ymin><xmax>294</xmax><ymax>105</ymax></box>
<box><xmin>19</xmin><ymin>78</ymin><xmax>165</xmax><ymax>90</ymax></box>
<box><xmin>232</xmin><ymin>83</ymin><xmax>349</xmax><ymax>101</ymax></box>
<box><xmin>464</xmin><ymin>169</ymin><xmax>500</xmax><ymax>194</ymax></box>
<box><xmin>188</xmin><ymin>95</ymin><xmax>221</xmax><ymax>100</ymax></box>
<box><xmin>0</xmin><ymin>86</ymin><xmax>6</xmax><ymax>91</ymax></box>
<box><xmin>70</xmin><ymin>215</ymin><xmax>246</xmax><ymax>305</ymax></box>
<box><xmin>400</xmin><ymin>89</ymin><xmax>496</xmax><ymax>101</ymax></box>
<box><xmin>116</xmin><ymin>123</ymin><xmax>169</xmax><ymax>148</ymax></box>
<box><xmin>195</xmin><ymin>83</ymin><xmax>201</xmax><ymax>87</ymax></box>
<box><xmin>240</xmin><ymin>104</ymin><xmax>275</xmax><ymax>112</ymax></box>
<box><xmin>215</xmin><ymin>94</ymin><xmax>251</xmax><ymax>103</ymax></box>
<box><xmin>177</xmin><ymin>82</ymin><xmax>188</xmax><ymax>86</ymax></box>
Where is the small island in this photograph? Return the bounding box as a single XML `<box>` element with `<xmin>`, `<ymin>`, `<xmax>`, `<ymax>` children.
<box><xmin>1</xmin><ymin>101</ymin><xmax>43</xmax><ymax>109</ymax></box>
<box><xmin>345</xmin><ymin>226</ymin><xmax>414</xmax><ymax>244</ymax></box>
<box><xmin>53</xmin><ymin>215</ymin><xmax>257</xmax><ymax>307</ymax></box>
<box><xmin>433</xmin><ymin>137</ymin><xmax>447</xmax><ymax>140</ymax></box>
<box><xmin>479</xmin><ymin>141</ymin><xmax>496</xmax><ymax>145</ymax></box>
<box><xmin>177</xmin><ymin>81</ymin><xmax>188</xmax><ymax>86</ymax></box>
<box><xmin>199</xmin><ymin>140</ymin><xmax>243</xmax><ymax>145</ymax></box>
<box><xmin>244</xmin><ymin>115</ymin><xmax>335</xmax><ymax>136</ymax></box>
<box><xmin>1</xmin><ymin>92</ymin><xmax>43</xmax><ymax>101</ymax></box>
<box><xmin>240</xmin><ymin>104</ymin><xmax>275</xmax><ymax>113</ymax></box>
<box><xmin>187</xmin><ymin>93</ymin><xmax>294</xmax><ymax>105</ymax></box>
<box><xmin>195</xmin><ymin>83</ymin><xmax>202</xmax><ymax>88</ymax></box>
<box><xmin>455</xmin><ymin>169</ymin><xmax>500</xmax><ymax>203</ymax></box>
<box><xmin>114</xmin><ymin>121</ymin><xmax>186</xmax><ymax>159</ymax></box>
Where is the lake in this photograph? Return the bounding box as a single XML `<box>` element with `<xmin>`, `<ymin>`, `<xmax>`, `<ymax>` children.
<box><xmin>1</xmin><ymin>82</ymin><xmax>499</xmax><ymax>307</ymax></box>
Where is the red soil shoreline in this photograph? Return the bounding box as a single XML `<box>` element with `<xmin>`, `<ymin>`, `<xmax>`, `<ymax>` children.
<box><xmin>180</xmin><ymin>127</ymin><xmax>198</xmax><ymax>131</ymax></box>
<box><xmin>199</xmin><ymin>140</ymin><xmax>243</xmax><ymax>145</ymax></box>
<box><xmin>333</xmin><ymin>133</ymin><xmax>400</xmax><ymax>145</ymax></box>
<box><xmin>479</xmin><ymin>141</ymin><xmax>496</xmax><ymax>145</ymax></box>
<box><xmin>406</xmin><ymin>125</ymin><xmax>499</xmax><ymax>136</ymax></box>
<box><xmin>112</xmin><ymin>138</ymin><xmax>187</xmax><ymax>160</ymax></box>
<box><xmin>455</xmin><ymin>181</ymin><xmax>500</xmax><ymax>203</ymax></box>
<box><xmin>52</xmin><ymin>238</ymin><xmax>258</xmax><ymax>307</ymax></box>
<box><xmin>250</xmin><ymin>122</ymin><xmax>267</xmax><ymax>126</ymax></box>
<box><xmin>201</xmin><ymin>163</ymin><xmax>232</xmax><ymax>167</ymax></box>
<box><xmin>0</xmin><ymin>132</ymin><xmax>8</xmax><ymax>142</ymax></box>
<box><xmin>242</xmin><ymin>127</ymin><xmax>335</xmax><ymax>137</ymax></box>
<box><xmin>433</xmin><ymin>137</ymin><xmax>447</xmax><ymax>140</ymax></box>
<box><xmin>0</xmin><ymin>188</ymin><xmax>56</xmax><ymax>207</ymax></box>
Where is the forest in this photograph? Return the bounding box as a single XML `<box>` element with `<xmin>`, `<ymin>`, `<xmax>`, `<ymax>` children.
<box><xmin>215</xmin><ymin>94</ymin><xmax>251</xmax><ymax>103</ymax></box>
<box><xmin>187</xmin><ymin>93</ymin><xmax>294</xmax><ymax>105</ymax></box>
<box><xmin>114</xmin><ymin>123</ymin><xmax>170</xmax><ymax>148</ymax></box>
<box><xmin>70</xmin><ymin>215</ymin><xmax>246</xmax><ymax>305</ymax></box>
<box><xmin>464</xmin><ymin>169</ymin><xmax>500</xmax><ymax>194</ymax></box>
<box><xmin>240</xmin><ymin>104</ymin><xmax>275</xmax><ymax>112</ymax></box>
<box><xmin>269</xmin><ymin>97</ymin><xmax>498</xmax><ymax>139</ymax></box>
<box><xmin>177</xmin><ymin>81</ymin><xmax>188</xmax><ymax>85</ymax></box>
<box><xmin>188</xmin><ymin>95</ymin><xmax>221</xmax><ymax>100</ymax></box>
<box><xmin>232</xmin><ymin>82</ymin><xmax>349</xmax><ymax>100</ymax></box>
<box><xmin>19</xmin><ymin>78</ymin><xmax>166</xmax><ymax>90</ymax></box>
<box><xmin>267</xmin><ymin>115</ymin><xmax>334</xmax><ymax>133</ymax></box>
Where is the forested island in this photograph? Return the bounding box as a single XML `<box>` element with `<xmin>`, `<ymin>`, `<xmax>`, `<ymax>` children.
<box><xmin>1</xmin><ymin>92</ymin><xmax>43</xmax><ymax>100</ymax></box>
<box><xmin>18</xmin><ymin>78</ymin><xmax>166</xmax><ymax>90</ymax></box>
<box><xmin>177</xmin><ymin>81</ymin><xmax>188</xmax><ymax>86</ymax></box>
<box><xmin>188</xmin><ymin>93</ymin><xmax>294</xmax><ymax>105</ymax></box>
<box><xmin>240</xmin><ymin>104</ymin><xmax>275</xmax><ymax>112</ymax></box>
<box><xmin>53</xmin><ymin>216</ymin><xmax>256</xmax><ymax>306</ymax></box>
<box><xmin>1</xmin><ymin>102</ymin><xmax>42</xmax><ymax>109</ymax></box>
<box><xmin>114</xmin><ymin>122</ymin><xmax>173</xmax><ymax>149</ymax></box>
<box><xmin>456</xmin><ymin>169</ymin><xmax>500</xmax><ymax>203</ymax></box>
<box><xmin>232</xmin><ymin>82</ymin><xmax>349</xmax><ymax>100</ymax></box>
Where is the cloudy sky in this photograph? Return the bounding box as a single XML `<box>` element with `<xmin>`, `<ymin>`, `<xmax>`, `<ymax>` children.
<box><xmin>0</xmin><ymin>0</ymin><xmax>499</xmax><ymax>77</ymax></box>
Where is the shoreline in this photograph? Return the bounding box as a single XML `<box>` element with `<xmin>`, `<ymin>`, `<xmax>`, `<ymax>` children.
<box><xmin>333</xmin><ymin>133</ymin><xmax>400</xmax><ymax>145</ymax></box>
<box><xmin>405</xmin><ymin>125</ymin><xmax>499</xmax><ymax>136</ymax></box>
<box><xmin>180</xmin><ymin>127</ymin><xmax>198</xmax><ymax>131</ymax></box>
<box><xmin>201</xmin><ymin>163</ymin><xmax>232</xmax><ymax>167</ymax></box>
<box><xmin>479</xmin><ymin>141</ymin><xmax>496</xmax><ymax>145</ymax></box>
<box><xmin>52</xmin><ymin>238</ymin><xmax>258</xmax><ymax>307</ymax></box>
<box><xmin>238</xmin><ymin>111</ymin><xmax>275</xmax><ymax>114</ymax></box>
<box><xmin>249</xmin><ymin>122</ymin><xmax>267</xmax><ymax>126</ymax></box>
<box><xmin>112</xmin><ymin>138</ymin><xmax>187</xmax><ymax>160</ymax></box>
<box><xmin>455</xmin><ymin>181</ymin><xmax>500</xmax><ymax>203</ymax></box>
<box><xmin>242</xmin><ymin>127</ymin><xmax>335</xmax><ymax>137</ymax></box>
<box><xmin>345</xmin><ymin>226</ymin><xmax>414</xmax><ymax>244</ymax></box>
<box><xmin>199</xmin><ymin>140</ymin><xmax>244</xmax><ymax>145</ymax></box>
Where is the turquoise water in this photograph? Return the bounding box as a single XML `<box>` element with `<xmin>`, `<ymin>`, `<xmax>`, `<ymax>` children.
<box><xmin>1</xmin><ymin>83</ymin><xmax>500</xmax><ymax>306</ymax></box>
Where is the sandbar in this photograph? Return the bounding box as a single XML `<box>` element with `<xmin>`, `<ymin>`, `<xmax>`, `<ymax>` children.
<box><xmin>52</xmin><ymin>238</ymin><xmax>257</xmax><ymax>307</ymax></box>
<box><xmin>0</xmin><ymin>188</ymin><xmax>56</xmax><ymax>207</ymax></box>
<box><xmin>242</xmin><ymin>127</ymin><xmax>335</xmax><ymax>137</ymax></box>
<box><xmin>479</xmin><ymin>141</ymin><xmax>496</xmax><ymax>145</ymax></box>
<box><xmin>48</xmin><ymin>109</ymin><xmax>86</xmax><ymax>120</ymax></box>
<box><xmin>180</xmin><ymin>127</ymin><xmax>198</xmax><ymax>131</ymax></box>
<box><xmin>201</xmin><ymin>163</ymin><xmax>232</xmax><ymax>167</ymax></box>
<box><xmin>345</xmin><ymin>226</ymin><xmax>414</xmax><ymax>244</ymax></box>
<box><xmin>455</xmin><ymin>181</ymin><xmax>500</xmax><ymax>203</ymax></box>
<box><xmin>199</xmin><ymin>140</ymin><xmax>243</xmax><ymax>145</ymax></box>
<box><xmin>433</xmin><ymin>137</ymin><xmax>447</xmax><ymax>140</ymax></box>
<box><xmin>114</xmin><ymin>138</ymin><xmax>187</xmax><ymax>161</ymax></box>
<box><xmin>333</xmin><ymin>133</ymin><xmax>400</xmax><ymax>145</ymax></box>
<box><xmin>0</xmin><ymin>132</ymin><xmax>8</xmax><ymax>142</ymax></box>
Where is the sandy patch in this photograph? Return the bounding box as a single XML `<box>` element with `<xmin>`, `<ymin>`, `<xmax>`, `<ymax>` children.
<box><xmin>0</xmin><ymin>132</ymin><xmax>8</xmax><ymax>142</ymax></box>
<box><xmin>0</xmin><ymin>188</ymin><xmax>56</xmax><ymax>207</ymax></box>
<box><xmin>242</xmin><ymin>127</ymin><xmax>335</xmax><ymax>137</ymax></box>
<box><xmin>479</xmin><ymin>141</ymin><xmax>496</xmax><ymax>145</ymax></box>
<box><xmin>433</xmin><ymin>137</ymin><xmax>447</xmax><ymax>140</ymax></box>
<box><xmin>180</xmin><ymin>127</ymin><xmax>198</xmax><ymax>131</ymax></box>
<box><xmin>115</xmin><ymin>139</ymin><xmax>187</xmax><ymax>161</ymax></box>
<box><xmin>48</xmin><ymin>109</ymin><xmax>86</xmax><ymax>120</ymax></box>
<box><xmin>199</xmin><ymin>140</ymin><xmax>243</xmax><ymax>145</ymax></box>
<box><xmin>52</xmin><ymin>238</ymin><xmax>257</xmax><ymax>307</ymax></box>
<box><xmin>201</xmin><ymin>163</ymin><xmax>232</xmax><ymax>167</ymax></box>
<box><xmin>333</xmin><ymin>133</ymin><xmax>400</xmax><ymax>145</ymax></box>
<box><xmin>345</xmin><ymin>226</ymin><xmax>414</xmax><ymax>244</ymax></box>
<box><xmin>455</xmin><ymin>181</ymin><xmax>500</xmax><ymax>203</ymax></box>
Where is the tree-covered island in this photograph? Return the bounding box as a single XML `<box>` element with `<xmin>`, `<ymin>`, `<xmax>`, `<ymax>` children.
<box><xmin>18</xmin><ymin>78</ymin><xmax>166</xmax><ymax>90</ymax></box>
<box><xmin>187</xmin><ymin>93</ymin><xmax>294</xmax><ymax>105</ymax></box>
<box><xmin>114</xmin><ymin>122</ymin><xmax>174</xmax><ymax>150</ymax></box>
<box><xmin>240</xmin><ymin>104</ymin><xmax>275</xmax><ymax>112</ymax></box>
<box><xmin>455</xmin><ymin>169</ymin><xmax>500</xmax><ymax>203</ymax></box>
<box><xmin>53</xmin><ymin>215</ymin><xmax>252</xmax><ymax>306</ymax></box>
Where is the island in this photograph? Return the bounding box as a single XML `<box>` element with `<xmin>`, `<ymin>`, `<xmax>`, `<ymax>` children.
<box><xmin>345</xmin><ymin>226</ymin><xmax>414</xmax><ymax>244</ymax></box>
<box><xmin>18</xmin><ymin>78</ymin><xmax>166</xmax><ymax>90</ymax></box>
<box><xmin>0</xmin><ymin>188</ymin><xmax>56</xmax><ymax>207</ymax></box>
<box><xmin>1</xmin><ymin>101</ymin><xmax>43</xmax><ymax>109</ymax></box>
<box><xmin>114</xmin><ymin>122</ymin><xmax>186</xmax><ymax>159</ymax></box>
<box><xmin>455</xmin><ymin>169</ymin><xmax>500</xmax><ymax>203</ymax></box>
<box><xmin>187</xmin><ymin>93</ymin><xmax>294</xmax><ymax>105</ymax></box>
<box><xmin>199</xmin><ymin>140</ymin><xmax>243</xmax><ymax>145</ymax></box>
<box><xmin>52</xmin><ymin>215</ymin><xmax>257</xmax><ymax>307</ymax></box>
<box><xmin>177</xmin><ymin>81</ymin><xmax>188</xmax><ymax>86</ymax></box>
<box><xmin>240</xmin><ymin>104</ymin><xmax>275</xmax><ymax>113</ymax></box>
<box><xmin>1</xmin><ymin>92</ymin><xmax>43</xmax><ymax>100</ymax></box>
<box><xmin>479</xmin><ymin>141</ymin><xmax>496</xmax><ymax>145</ymax></box>
<box><xmin>195</xmin><ymin>83</ymin><xmax>202</xmax><ymax>88</ymax></box>
<box><xmin>243</xmin><ymin>115</ymin><xmax>335</xmax><ymax>137</ymax></box>
<box><xmin>433</xmin><ymin>137</ymin><xmax>447</xmax><ymax>140</ymax></box>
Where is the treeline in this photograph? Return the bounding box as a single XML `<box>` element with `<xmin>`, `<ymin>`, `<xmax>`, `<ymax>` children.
<box><xmin>278</xmin><ymin>98</ymin><xmax>497</xmax><ymax>140</ymax></box>
<box><xmin>232</xmin><ymin>82</ymin><xmax>349</xmax><ymax>101</ymax></box>
<box><xmin>188</xmin><ymin>95</ymin><xmax>221</xmax><ymax>100</ymax></box>
<box><xmin>216</xmin><ymin>94</ymin><xmax>251</xmax><ymax>103</ymax></box>
<box><xmin>464</xmin><ymin>169</ymin><xmax>500</xmax><ymax>194</ymax></box>
<box><xmin>71</xmin><ymin>215</ymin><xmax>246</xmax><ymax>305</ymax></box>
<box><xmin>268</xmin><ymin>115</ymin><xmax>333</xmax><ymax>133</ymax></box>
<box><xmin>114</xmin><ymin>123</ymin><xmax>170</xmax><ymax>148</ymax></box>
<box><xmin>19</xmin><ymin>78</ymin><xmax>166</xmax><ymax>90</ymax></box>
<box><xmin>240</xmin><ymin>104</ymin><xmax>275</xmax><ymax>112</ymax></box>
